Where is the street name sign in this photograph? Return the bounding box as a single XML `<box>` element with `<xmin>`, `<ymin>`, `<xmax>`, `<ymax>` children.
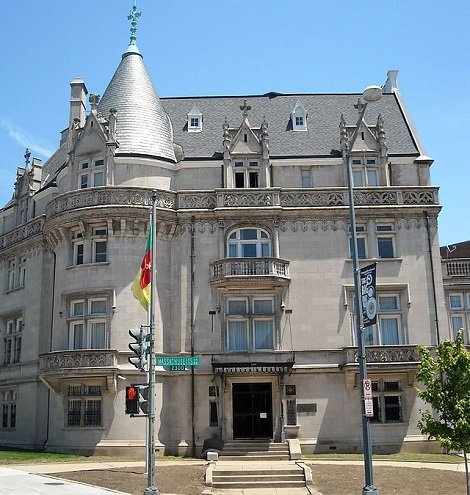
<box><xmin>156</xmin><ymin>356</ymin><xmax>200</xmax><ymax>371</ymax></box>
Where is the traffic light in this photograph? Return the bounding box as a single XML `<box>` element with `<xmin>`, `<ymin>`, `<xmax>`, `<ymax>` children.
<box><xmin>128</xmin><ymin>326</ymin><xmax>148</xmax><ymax>371</ymax></box>
<box><xmin>125</xmin><ymin>386</ymin><xmax>140</xmax><ymax>415</ymax></box>
<box><xmin>138</xmin><ymin>385</ymin><xmax>149</xmax><ymax>415</ymax></box>
<box><xmin>125</xmin><ymin>385</ymin><xmax>150</xmax><ymax>415</ymax></box>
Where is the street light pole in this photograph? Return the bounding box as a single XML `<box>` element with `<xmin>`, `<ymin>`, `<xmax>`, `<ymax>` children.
<box><xmin>342</xmin><ymin>86</ymin><xmax>382</xmax><ymax>495</ymax></box>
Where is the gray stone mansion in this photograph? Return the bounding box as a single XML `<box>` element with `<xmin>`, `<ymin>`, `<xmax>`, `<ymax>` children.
<box><xmin>0</xmin><ymin>15</ymin><xmax>454</xmax><ymax>456</ymax></box>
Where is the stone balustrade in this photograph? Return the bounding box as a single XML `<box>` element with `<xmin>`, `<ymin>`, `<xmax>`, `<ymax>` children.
<box><xmin>210</xmin><ymin>257</ymin><xmax>290</xmax><ymax>282</ymax></box>
<box><xmin>345</xmin><ymin>345</ymin><xmax>420</xmax><ymax>364</ymax></box>
<box><xmin>442</xmin><ymin>259</ymin><xmax>470</xmax><ymax>277</ymax></box>
<box><xmin>39</xmin><ymin>350</ymin><xmax>117</xmax><ymax>371</ymax></box>
<box><xmin>44</xmin><ymin>185</ymin><xmax>439</xmax><ymax>220</ymax></box>
<box><xmin>0</xmin><ymin>216</ymin><xmax>44</xmax><ymax>251</ymax></box>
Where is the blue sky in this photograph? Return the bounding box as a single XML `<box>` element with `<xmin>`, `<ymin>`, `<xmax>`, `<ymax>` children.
<box><xmin>1</xmin><ymin>0</ymin><xmax>468</xmax><ymax>246</ymax></box>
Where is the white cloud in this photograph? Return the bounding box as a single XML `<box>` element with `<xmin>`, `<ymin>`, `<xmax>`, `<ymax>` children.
<box><xmin>0</xmin><ymin>118</ymin><xmax>53</xmax><ymax>158</ymax></box>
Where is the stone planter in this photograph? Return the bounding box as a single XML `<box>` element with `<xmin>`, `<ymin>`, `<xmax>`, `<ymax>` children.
<box><xmin>284</xmin><ymin>425</ymin><xmax>300</xmax><ymax>439</ymax></box>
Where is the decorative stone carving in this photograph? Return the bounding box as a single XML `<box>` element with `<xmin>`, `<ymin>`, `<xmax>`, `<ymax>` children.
<box><xmin>178</xmin><ymin>194</ymin><xmax>217</xmax><ymax>210</ymax></box>
<box><xmin>0</xmin><ymin>217</ymin><xmax>44</xmax><ymax>252</ymax></box>
<box><xmin>279</xmin><ymin>220</ymin><xmax>347</xmax><ymax>233</ymax></box>
<box><xmin>40</xmin><ymin>350</ymin><xmax>116</xmax><ymax>371</ymax></box>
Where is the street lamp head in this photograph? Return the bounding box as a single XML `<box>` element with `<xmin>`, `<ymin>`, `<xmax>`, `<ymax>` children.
<box><xmin>362</xmin><ymin>85</ymin><xmax>383</xmax><ymax>102</ymax></box>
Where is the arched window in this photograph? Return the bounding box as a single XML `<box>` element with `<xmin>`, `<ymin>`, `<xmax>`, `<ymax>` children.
<box><xmin>227</xmin><ymin>228</ymin><xmax>271</xmax><ymax>258</ymax></box>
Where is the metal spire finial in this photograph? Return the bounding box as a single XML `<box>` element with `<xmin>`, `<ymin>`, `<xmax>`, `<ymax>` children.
<box><xmin>128</xmin><ymin>3</ymin><xmax>142</xmax><ymax>46</ymax></box>
<box><xmin>24</xmin><ymin>148</ymin><xmax>31</xmax><ymax>168</ymax></box>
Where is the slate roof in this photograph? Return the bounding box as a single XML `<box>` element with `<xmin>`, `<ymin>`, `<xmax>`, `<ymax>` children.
<box><xmin>440</xmin><ymin>241</ymin><xmax>470</xmax><ymax>259</ymax></box>
<box><xmin>161</xmin><ymin>92</ymin><xmax>419</xmax><ymax>160</ymax></box>
<box><xmin>97</xmin><ymin>44</ymin><xmax>176</xmax><ymax>162</ymax></box>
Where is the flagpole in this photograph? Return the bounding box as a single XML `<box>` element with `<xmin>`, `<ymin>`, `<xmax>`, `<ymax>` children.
<box><xmin>144</xmin><ymin>190</ymin><xmax>159</xmax><ymax>495</ymax></box>
<box><xmin>144</xmin><ymin>211</ymin><xmax>152</xmax><ymax>477</ymax></box>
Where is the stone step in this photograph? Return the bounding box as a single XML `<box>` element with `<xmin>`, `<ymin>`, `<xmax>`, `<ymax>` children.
<box><xmin>213</xmin><ymin>474</ymin><xmax>304</xmax><ymax>482</ymax></box>
<box><xmin>220</xmin><ymin>441</ymin><xmax>289</xmax><ymax>457</ymax></box>
<box><xmin>219</xmin><ymin>454</ymin><xmax>290</xmax><ymax>461</ymax></box>
<box><xmin>222</xmin><ymin>444</ymin><xmax>288</xmax><ymax>452</ymax></box>
<box><xmin>213</xmin><ymin>469</ymin><xmax>302</xmax><ymax>477</ymax></box>
<box><xmin>212</xmin><ymin>480</ymin><xmax>306</xmax><ymax>489</ymax></box>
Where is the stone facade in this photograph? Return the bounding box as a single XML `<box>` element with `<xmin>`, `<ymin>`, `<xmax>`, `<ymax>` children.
<box><xmin>0</xmin><ymin>31</ymin><xmax>449</xmax><ymax>456</ymax></box>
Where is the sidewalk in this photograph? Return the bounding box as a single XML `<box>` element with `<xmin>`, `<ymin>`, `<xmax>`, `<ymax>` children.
<box><xmin>0</xmin><ymin>457</ymin><xmax>466</xmax><ymax>495</ymax></box>
<box><xmin>0</xmin><ymin>466</ymin><xmax>131</xmax><ymax>495</ymax></box>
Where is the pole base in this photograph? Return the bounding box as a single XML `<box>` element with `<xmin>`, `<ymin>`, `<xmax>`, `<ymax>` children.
<box><xmin>143</xmin><ymin>488</ymin><xmax>159</xmax><ymax>495</ymax></box>
<box><xmin>362</xmin><ymin>486</ymin><xmax>379</xmax><ymax>495</ymax></box>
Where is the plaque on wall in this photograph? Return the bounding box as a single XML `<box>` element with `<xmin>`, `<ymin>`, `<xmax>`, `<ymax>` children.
<box><xmin>297</xmin><ymin>403</ymin><xmax>317</xmax><ymax>414</ymax></box>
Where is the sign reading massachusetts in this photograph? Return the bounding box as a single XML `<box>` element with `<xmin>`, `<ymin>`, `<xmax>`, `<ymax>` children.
<box><xmin>360</xmin><ymin>263</ymin><xmax>377</xmax><ymax>328</ymax></box>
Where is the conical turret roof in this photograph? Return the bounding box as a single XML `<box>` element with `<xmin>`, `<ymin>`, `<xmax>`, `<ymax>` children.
<box><xmin>98</xmin><ymin>44</ymin><xmax>176</xmax><ymax>162</ymax></box>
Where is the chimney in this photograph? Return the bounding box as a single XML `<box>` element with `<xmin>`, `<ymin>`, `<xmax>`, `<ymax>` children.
<box><xmin>383</xmin><ymin>70</ymin><xmax>399</xmax><ymax>93</ymax></box>
<box><xmin>69</xmin><ymin>77</ymin><xmax>88</xmax><ymax>127</ymax></box>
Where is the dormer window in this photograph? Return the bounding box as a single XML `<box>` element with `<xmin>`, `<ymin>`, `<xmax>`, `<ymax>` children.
<box><xmin>187</xmin><ymin>105</ymin><xmax>202</xmax><ymax>133</ymax></box>
<box><xmin>232</xmin><ymin>160</ymin><xmax>259</xmax><ymax>188</ymax></box>
<box><xmin>78</xmin><ymin>159</ymin><xmax>105</xmax><ymax>189</ymax></box>
<box><xmin>291</xmin><ymin>100</ymin><xmax>308</xmax><ymax>131</ymax></box>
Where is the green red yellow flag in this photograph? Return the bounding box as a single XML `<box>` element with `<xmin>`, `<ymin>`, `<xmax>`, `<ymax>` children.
<box><xmin>131</xmin><ymin>224</ymin><xmax>152</xmax><ymax>310</ymax></box>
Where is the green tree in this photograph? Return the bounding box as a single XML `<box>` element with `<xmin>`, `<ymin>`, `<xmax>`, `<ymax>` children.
<box><xmin>416</xmin><ymin>330</ymin><xmax>470</xmax><ymax>495</ymax></box>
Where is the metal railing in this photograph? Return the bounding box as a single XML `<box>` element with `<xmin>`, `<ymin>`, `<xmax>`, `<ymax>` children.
<box><xmin>210</xmin><ymin>257</ymin><xmax>290</xmax><ymax>281</ymax></box>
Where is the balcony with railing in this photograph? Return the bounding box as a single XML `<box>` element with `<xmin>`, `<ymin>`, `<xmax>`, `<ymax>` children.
<box><xmin>39</xmin><ymin>350</ymin><xmax>119</xmax><ymax>391</ymax></box>
<box><xmin>44</xmin><ymin>185</ymin><xmax>439</xmax><ymax>219</ymax></box>
<box><xmin>342</xmin><ymin>345</ymin><xmax>420</xmax><ymax>388</ymax></box>
<box><xmin>210</xmin><ymin>257</ymin><xmax>290</xmax><ymax>287</ymax></box>
<box><xmin>344</xmin><ymin>345</ymin><xmax>420</xmax><ymax>366</ymax></box>
<box><xmin>442</xmin><ymin>258</ymin><xmax>470</xmax><ymax>279</ymax></box>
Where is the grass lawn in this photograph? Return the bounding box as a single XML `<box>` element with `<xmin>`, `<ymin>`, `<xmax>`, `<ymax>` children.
<box><xmin>304</xmin><ymin>452</ymin><xmax>463</xmax><ymax>463</ymax></box>
<box><xmin>0</xmin><ymin>447</ymin><xmax>463</xmax><ymax>465</ymax></box>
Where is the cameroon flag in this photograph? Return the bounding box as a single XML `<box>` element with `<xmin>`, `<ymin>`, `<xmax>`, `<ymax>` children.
<box><xmin>131</xmin><ymin>225</ymin><xmax>152</xmax><ymax>310</ymax></box>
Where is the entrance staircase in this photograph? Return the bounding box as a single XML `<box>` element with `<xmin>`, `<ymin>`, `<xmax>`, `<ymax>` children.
<box><xmin>219</xmin><ymin>440</ymin><xmax>290</xmax><ymax>461</ymax></box>
<box><xmin>207</xmin><ymin>441</ymin><xmax>313</xmax><ymax>491</ymax></box>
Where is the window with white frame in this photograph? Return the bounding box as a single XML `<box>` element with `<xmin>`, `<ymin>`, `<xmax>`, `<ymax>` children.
<box><xmin>227</xmin><ymin>228</ymin><xmax>271</xmax><ymax>258</ymax></box>
<box><xmin>1</xmin><ymin>389</ymin><xmax>17</xmax><ymax>429</ymax></box>
<box><xmin>18</xmin><ymin>257</ymin><xmax>26</xmax><ymax>287</ymax></box>
<box><xmin>66</xmin><ymin>383</ymin><xmax>102</xmax><ymax>427</ymax></box>
<box><xmin>70</xmin><ymin>224</ymin><xmax>108</xmax><ymax>266</ymax></box>
<box><xmin>370</xmin><ymin>379</ymin><xmax>403</xmax><ymax>423</ymax></box>
<box><xmin>348</xmin><ymin>225</ymin><xmax>367</xmax><ymax>259</ymax></box>
<box><xmin>71</xmin><ymin>230</ymin><xmax>85</xmax><ymax>265</ymax></box>
<box><xmin>291</xmin><ymin>101</ymin><xmax>307</xmax><ymax>131</ymax></box>
<box><xmin>376</xmin><ymin>224</ymin><xmax>396</xmax><ymax>258</ymax></box>
<box><xmin>3</xmin><ymin>316</ymin><xmax>23</xmax><ymax>365</ymax></box>
<box><xmin>187</xmin><ymin>105</ymin><xmax>202</xmax><ymax>133</ymax></box>
<box><xmin>92</xmin><ymin>226</ymin><xmax>107</xmax><ymax>263</ymax></box>
<box><xmin>78</xmin><ymin>159</ymin><xmax>105</xmax><ymax>189</ymax></box>
<box><xmin>232</xmin><ymin>160</ymin><xmax>260</xmax><ymax>188</ymax></box>
<box><xmin>352</xmin><ymin>156</ymin><xmax>379</xmax><ymax>187</ymax></box>
<box><xmin>360</xmin><ymin>294</ymin><xmax>402</xmax><ymax>346</ymax></box>
<box><xmin>6</xmin><ymin>257</ymin><xmax>26</xmax><ymax>291</ymax></box>
<box><xmin>448</xmin><ymin>292</ymin><xmax>469</xmax><ymax>342</ymax></box>
<box><xmin>301</xmin><ymin>168</ymin><xmax>312</xmax><ymax>188</ymax></box>
<box><xmin>226</xmin><ymin>296</ymin><xmax>275</xmax><ymax>351</ymax></box>
<box><xmin>68</xmin><ymin>297</ymin><xmax>108</xmax><ymax>350</ymax></box>
<box><xmin>7</xmin><ymin>259</ymin><xmax>16</xmax><ymax>290</ymax></box>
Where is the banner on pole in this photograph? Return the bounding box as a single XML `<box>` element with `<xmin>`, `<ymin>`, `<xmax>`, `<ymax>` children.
<box><xmin>360</xmin><ymin>263</ymin><xmax>377</xmax><ymax>328</ymax></box>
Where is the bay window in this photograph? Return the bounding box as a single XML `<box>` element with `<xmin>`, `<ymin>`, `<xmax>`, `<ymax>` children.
<box><xmin>226</xmin><ymin>296</ymin><xmax>275</xmax><ymax>351</ymax></box>
<box><xmin>363</xmin><ymin>294</ymin><xmax>401</xmax><ymax>345</ymax></box>
<box><xmin>68</xmin><ymin>297</ymin><xmax>108</xmax><ymax>350</ymax></box>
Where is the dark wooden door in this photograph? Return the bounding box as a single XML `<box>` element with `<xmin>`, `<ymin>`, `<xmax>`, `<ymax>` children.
<box><xmin>232</xmin><ymin>383</ymin><xmax>272</xmax><ymax>439</ymax></box>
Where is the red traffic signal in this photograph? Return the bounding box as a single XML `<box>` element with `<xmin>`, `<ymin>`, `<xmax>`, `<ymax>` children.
<box><xmin>125</xmin><ymin>386</ymin><xmax>140</xmax><ymax>415</ymax></box>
